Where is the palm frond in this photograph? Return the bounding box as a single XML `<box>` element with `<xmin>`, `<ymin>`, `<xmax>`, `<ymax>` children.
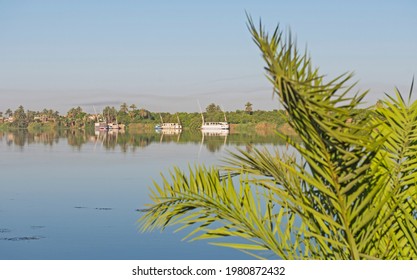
<box><xmin>363</xmin><ymin>85</ymin><xmax>417</xmax><ymax>258</ymax></box>
<box><xmin>139</xmin><ymin>165</ymin><xmax>307</xmax><ymax>259</ymax></box>
<box><xmin>138</xmin><ymin>17</ymin><xmax>417</xmax><ymax>260</ymax></box>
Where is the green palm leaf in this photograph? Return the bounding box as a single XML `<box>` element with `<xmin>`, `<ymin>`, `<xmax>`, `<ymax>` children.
<box><xmin>138</xmin><ymin>16</ymin><xmax>417</xmax><ymax>260</ymax></box>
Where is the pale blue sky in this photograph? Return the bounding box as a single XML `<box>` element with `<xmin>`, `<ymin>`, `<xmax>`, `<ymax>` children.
<box><xmin>0</xmin><ymin>0</ymin><xmax>416</xmax><ymax>114</ymax></box>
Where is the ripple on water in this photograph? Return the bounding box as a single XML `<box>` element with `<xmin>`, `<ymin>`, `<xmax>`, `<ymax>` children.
<box><xmin>0</xmin><ymin>236</ymin><xmax>45</xmax><ymax>241</ymax></box>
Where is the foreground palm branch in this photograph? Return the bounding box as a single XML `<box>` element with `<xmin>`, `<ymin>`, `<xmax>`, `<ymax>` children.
<box><xmin>138</xmin><ymin>18</ymin><xmax>417</xmax><ymax>259</ymax></box>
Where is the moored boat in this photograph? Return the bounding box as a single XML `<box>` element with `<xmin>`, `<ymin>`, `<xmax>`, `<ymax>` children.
<box><xmin>155</xmin><ymin>114</ymin><xmax>182</xmax><ymax>131</ymax></box>
<box><xmin>199</xmin><ymin>106</ymin><xmax>230</xmax><ymax>131</ymax></box>
<box><xmin>201</xmin><ymin>121</ymin><xmax>229</xmax><ymax>130</ymax></box>
<box><xmin>95</xmin><ymin>121</ymin><xmax>108</xmax><ymax>130</ymax></box>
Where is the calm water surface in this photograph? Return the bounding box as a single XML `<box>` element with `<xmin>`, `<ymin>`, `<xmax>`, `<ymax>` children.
<box><xmin>0</xmin><ymin>130</ymin><xmax>285</xmax><ymax>259</ymax></box>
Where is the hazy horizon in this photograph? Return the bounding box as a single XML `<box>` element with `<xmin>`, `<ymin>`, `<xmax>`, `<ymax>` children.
<box><xmin>1</xmin><ymin>0</ymin><xmax>416</xmax><ymax>114</ymax></box>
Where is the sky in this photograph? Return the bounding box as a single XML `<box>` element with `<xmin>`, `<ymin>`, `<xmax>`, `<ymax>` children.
<box><xmin>0</xmin><ymin>0</ymin><xmax>416</xmax><ymax>114</ymax></box>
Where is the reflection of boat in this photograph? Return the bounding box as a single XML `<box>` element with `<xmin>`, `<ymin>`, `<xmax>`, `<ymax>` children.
<box><xmin>156</xmin><ymin>128</ymin><xmax>182</xmax><ymax>135</ymax></box>
<box><xmin>155</xmin><ymin>114</ymin><xmax>182</xmax><ymax>131</ymax></box>
<box><xmin>202</xmin><ymin>129</ymin><xmax>230</xmax><ymax>136</ymax></box>
<box><xmin>158</xmin><ymin>129</ymin><xmax>182</xmax><ymax>143</ymax></box>
<box><xmin>94</xmin><ymin>128</ymin><xmax>123</xmax><ymax>136</ymax></box>
<box><xmin>199</xmin><ymin>127</ymin><xmax>229</xmax><ymax>155</ymax></box>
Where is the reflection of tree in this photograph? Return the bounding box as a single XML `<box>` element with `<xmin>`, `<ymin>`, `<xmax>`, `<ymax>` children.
<box><xmin>2</xmin><ymin>129</ymin><xmax>295</xmax><ymax>152</ymax></box>
<box><xmin>26</xmin><ymin>131</ymin><xmax>59</xmax><ymax>146</ymax></box>
<box><xmin>9</xmin><ymin>130</ymin><xmax>26</xmax><ymax>147</ymax></box>
<box><xmin>204</xmin><ymin>139</ymin><xmax>224</xmax><ymax>153</ymax></box>
<box><xmin>66</xmin><ymin>130</ymin><xmax>88</xmax><ymax>149</ymax></box>
<box><xmin>129</xmin><ymin>134</ymin><xmax>155</xmax><ymax>149</ymax></box>
<box><xmin>102</xmin><ymin>132</ymin><xmax>118</xmax><ymax>150</ymax></box>
<box><xmin>245</xmin><ymin>143</ymin><xmax>254</xmax><ymax>153</ymax></box>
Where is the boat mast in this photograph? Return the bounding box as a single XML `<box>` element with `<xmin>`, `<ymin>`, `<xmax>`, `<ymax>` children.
<box><xmin>198</xmin><ymin>100</ymin><xmax>205</xmax><ymax>125</ymax></box>
<box><xmin>93</xmin><ymin>106</ymin><xmax>99</xmax><ymax>122</ymax></box>
<box><xmin>221</xmin><ymin>105</ymin><xmax>227</xmax><ymax>122</ymax></box>
<box><xmin>176</xmin><ymin>113</ymin><xmax>181</xmax><ymax>125</ymax></box>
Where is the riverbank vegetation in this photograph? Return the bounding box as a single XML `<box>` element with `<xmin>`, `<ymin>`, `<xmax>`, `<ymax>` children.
<box><xmin>138</xmin><ymin>18</ymin><xmax>417</xmax><ymax>259</ymax></box>
<box><xmin>0</xmin><ymin>101</ymin><xmax>376</xmax><ymax>134</ymax></box>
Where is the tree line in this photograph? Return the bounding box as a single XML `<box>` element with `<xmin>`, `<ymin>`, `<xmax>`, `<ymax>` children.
<box><xmin>0</xmin><ymin>101</ymin><xmax>377</xmax><ymax>131</ymax></box>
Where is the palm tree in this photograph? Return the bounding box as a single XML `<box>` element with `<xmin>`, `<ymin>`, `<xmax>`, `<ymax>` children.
<box><xmin>129</xmin><ymin>104</ymin><xmax>137</xmax><ymax>119</ymax></box>
<box><xmin>139</xmin><ymin>18</ymin><xmax>417</xmax><ymax>259</ymax></box>
<box><xmin>138</xmin><ymin>108</ymin><xmax>151</xmax><ymax>119</ymax></box>
<box><xmin>120</xmin><ymin>102</ymin><xmax>128</xmax><ymax>114</ymax></box>
<box><xmin>244</xmin><ymin>102</ymin><xmax>253</xmax><ymax>115</ymax></box>
<box><xmin>13</xmin><ymin>105</ymin><xmax>27</xmax><ymax>128</ymax></box>
<box><xmin>67</xmin><ymin>106</ymin><xmax>85</xmax><ymax>128</ymax></box>
<box><xmin>102</xmin><ymin>106</ymin><xmax>117</xmax><ymax>122</ymax></box>
<box><xmin>206</xmin><ymin>103</ymin><xmax>221</xmax><ymax>113</ymax></box>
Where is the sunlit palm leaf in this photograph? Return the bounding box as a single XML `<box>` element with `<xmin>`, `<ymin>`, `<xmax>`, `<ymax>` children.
<box><xmin>139</xmin><ymin>166</ymin><xmax>307</xmax><ymax>259</ymax></box>
<box><xmin>138</xmin><ymin>16</ymin><xmax>416</xmax><ymax>260</ymax></box>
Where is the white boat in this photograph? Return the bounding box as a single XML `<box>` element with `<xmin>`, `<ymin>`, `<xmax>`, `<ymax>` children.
<box><xmin>155</xmin><ymin>114</ymin><xmax>182</xmax><ymax>131</ymax></box>
<box><xmin>107</xmin><ymin>122</ymin><xmax>123</xmax><ymax>130</ymax></box>
<box><xmin>93</xmin><ymin>106</ymin><xmax>123</xmax><ymax>130</ymax></box>
<box><xmin>95</xmin><ymin>121</ymin><xmax>122</xmax><ymax>130</ymax></box>
<box><xmin>158</xmin><ymin>122</ymin><xmax>182</xmax><ymax>130</ymax></box>
<box><xmin>201</xmin><ymin>121</ymin><xmax>229</xmax><ymax>130</ymax></box>
<box><xmin>95</xmin><ymin>121</ymin><xmax>108</xmax><ymax>130</ymax></box>
<box><xmin>200</xmin><ymin>106</ymin><xmax>230</xmax><ymax>131</ymax></box>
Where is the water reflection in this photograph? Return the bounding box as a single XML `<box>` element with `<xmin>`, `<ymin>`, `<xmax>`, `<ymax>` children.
<box><xmin>0</xmin><ymin>128</ymin><xmax>295</xmax><ymax>260</ymax></box>
<box><xmin>0</xmin><ymin>129</ymin><xmax>289</xmax><ymax>153</ymax></box>
<box><xmin>0</xmin><ymin>130</ymin><xmax>60</xmax><ymax>147</ymax></box>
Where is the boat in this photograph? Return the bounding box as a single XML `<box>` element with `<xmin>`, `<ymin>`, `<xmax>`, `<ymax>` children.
<box><xmin>157</xmin><ymin>122</ymin><xmax>182</xmax><ymax>130</ymax></box>
<box><xmin>95</xmin><ymin>121</ymin><xmax>108</xmax><ymax>130</ymax></box>
<box><xmin>93</xmin><ymin>109</ymin><xmax>123</xmax><ymax>131</ymax></box>
<box><xmin>200</xmin><ymin>107</ymin><xmax>230</xmax><ymax>131</ymax></box>
<box><xmin>201</xmin><ymin>121</ymin><xmax>229</xmax><ymax>130</ymax></box>
<box><xmin>107</xmin><ymin>122</ymin><xmax>123</xmax><ymax>130</ymax></box>
<box><xmin>155</xmin><ymin>114</ymin><xmax>182</xmax><ymax>131</ymax></box>
<box><xmin>94</xmin><ymin>121</ymin><xmax>123</xmax><ymax>130</ymax></box>
<box><xmin>93</xmin><ymin>106</ymin><xmax>123</xmax><ymax>130</ymax></box>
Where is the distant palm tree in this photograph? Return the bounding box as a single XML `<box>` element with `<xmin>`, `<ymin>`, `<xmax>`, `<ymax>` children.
<box><xmin>102</xmin><ymin>106</ymin><xmax>117</xmax><ymax>122</ymax></box>
<box><xmin>5</xmin><ymin>108</ymin><xmax>12</xmax><ymax>117</ymax></box>
<box><xmin>206</xmin><ymin>103</ymin><xmax>221</xmax><ymax>113</ymax></box>
<box><xmin>129</xmin><ymin>104</ymin><xmax>137</xmax><ymax>119</ymax></box>
<box><xmin>120</xmin><ymin>102</ymin><xmax>128</xmax><ymax>114</ymax></box>
<box><xmin>138</xmin><ymin>108</ymin><xmax>151</xmax><ymax>119</ymax></box>
<box><xmin>244</xmin><ymin>102</ymin><xmax>253</xmax><ymax>114</ymax></box>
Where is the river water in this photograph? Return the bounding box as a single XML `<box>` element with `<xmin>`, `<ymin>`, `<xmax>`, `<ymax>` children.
<box><xmin>0</xmin><ymin>129</ymin><xmax>285</xmax><ymax>260</ymax></box>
